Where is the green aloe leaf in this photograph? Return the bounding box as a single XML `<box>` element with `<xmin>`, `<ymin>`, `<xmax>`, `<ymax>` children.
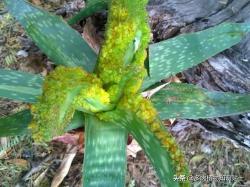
<box><xmin>65</xmin><ymin>111</ymin><xmax>85</xmax><ymax>131</ymax></box>
<box><xmin>4</xmin><ymin>0</ymin><xmax>97</xmax><ymax>71</ymax></box>
<box><xmin>68</xmin><ymin>0</ymin><xmax>109</xmax><ymax>25</ymax></box>
<box><xmin>142</xmin><ymin>23</ymin><xmax>250</xmax><ymax>90</ymax></box>
<box><xmin>151</xmin><ymin>83</ymin><xmax>250</xmax><ymax>119</ymax></box>
<box><xmin>0</xmin><ymin>110</ymin><xmax>32</xmax><ymax>137</ymax></box>
<box><xmin>83</xmin><ymin>115</ymin><xmax>127</xmax><ymax>187</ymax></box>
<box><xmin>113</xmin><ymin>110</ymin><xmax>188</xmax><ymax>187</ymax></box>
<box><xmin>0</xmin><ymin>69</ymin><xmax>43</xmax><ymax>103</ymax></box>
<box><xmin>0</xmin><ymin>110</ymin><xmax>85</xmax><ymax>137</ymax></box>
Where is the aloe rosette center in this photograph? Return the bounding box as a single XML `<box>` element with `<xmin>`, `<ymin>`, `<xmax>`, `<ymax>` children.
<box><xmin>29</xmin><ymin>0</ymin><xmax>188</xmax><ymax>179</ymax></box>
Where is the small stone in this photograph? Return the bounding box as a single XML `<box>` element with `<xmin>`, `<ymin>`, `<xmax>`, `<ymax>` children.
<box><xmin>16</xmin><ymin>50</ymin><xmax>28</xmax><ymax>58</ymax></box>
<box><xmin>201</xmin><ymin>143</ymin><xmax>212</xmax><ymax>154</ymax></box>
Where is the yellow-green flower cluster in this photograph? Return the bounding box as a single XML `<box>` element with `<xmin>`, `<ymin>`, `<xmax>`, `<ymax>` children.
<box><xmin>140</xmin><ymin>106</ymin><xmax>187</xmax><ymax>175</ymax></box>
<box><xmin>29</xmin><ymin>66</ymin><xmax>110</xmax><ymax>142</ymax></box>
<box><xmin>117</xmin><ymin>95</ymin><xmax>187</xmax><ymax>175</ymax></box>
<box><xmin>73</xmin><ymin>84</ymin><xmax>111</xmax><ymax>113</ymax></box>
<box><xmin>96</xmin><ymin>0</ymin><xmax>150</xmax><ymax>104</ymax></box>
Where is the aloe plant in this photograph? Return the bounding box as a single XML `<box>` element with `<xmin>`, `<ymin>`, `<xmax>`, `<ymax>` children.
<box><xmin>1</xmin><ymin>0</ymin><xmax>250</xmax><ymax>186</ymax></box>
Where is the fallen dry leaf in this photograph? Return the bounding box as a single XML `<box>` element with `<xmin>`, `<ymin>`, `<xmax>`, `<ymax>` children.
<box><xmin>127</xmin><ymin>139</ymin><xmax>142</xmax><ymax>158</ymax></box>
<box><xmin>51</xmin><ymin>145</ymin><xmax>78</xmax><ymax>187</ymax></box>
<box><xmin>33</xmin><ymin>168</ymin><xmax>49</xmax><ymax>187</ymax></box>
<box><xmin>7</xmin><ymin>159</ymin><xmax>29</xmax><ymax>169</ymax></box>
<box><xmin>53</xmin><ymin>130</ymin><xmax>84</xmax><ymax>153</ymax></box>
<box><xmin>31</xmin><ymin>0</ymin><xmax>42</xmax><ymax>5</ymax></box>
<box><xmin>53</xmin><ymin>133</ymin><xmax>79</xmax><ymax>146</ymax></box>
<box><xmin>82</xmin><ymin>18</ymin><xmax>101</xmax><ymax>53</ymax></box>
<box><xmin>189</xmin><ymin>154</ymin><xmax>205</xmax><ymax>165</ymax></box>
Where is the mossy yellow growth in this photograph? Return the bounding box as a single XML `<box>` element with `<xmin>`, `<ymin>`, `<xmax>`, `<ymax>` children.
<box><xmin>74</xmin><ymin>84</ymin><xmax>112</xmax><ymax>113</ymax></box>
<box><xmin>96</xmin><ymin>0</ymin><xmax>187</xmax><ymax>176</ymax></box>
<box><xmin>139</xmin><ymin>104</ymin><xmax>187</xmax><ymax>175</ymax></box>
<box><xmin>96</xmin><ymin>0</ymin><xmax>150</xmax><ymax>104</ymax></box>
<box><xmin>29</xmin><ymin>66</ymin><xmax>110</xmax><ymax>142</ymax></box>
<box><xmin>117</xmin><ymin>94</ymin><xmax>187</xmax><ymax>175</ymax></box>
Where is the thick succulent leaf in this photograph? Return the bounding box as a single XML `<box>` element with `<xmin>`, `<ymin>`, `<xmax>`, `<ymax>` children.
<box><xmin>142</xmin><ymin>23</ymin><xmax>250</xmax><ymax>90</ymax></box>
<box><xmin>0</xmin><ymin>110</ymin><xmax>32</xmax><ymax>137</ymax></box>
<box><xmin>0</xmin><ymin>110</ymin><xmax>85</xmax><ymax>137</ymax></box>
<box><xmin>152</xmin><ymin>83</ymin><xmax>250</xmax><ymax>119</ymax></box>
<box><xmin>113</xmin><ymin>110</ymin><xmax>187</xmax><ymax>187</ymax></box>
<box><xmin>68</xmin><ymin>0</ymin><xmax>109</xmax><ymax>25</ymax></box>
<box><xmin>4</xmin><ymin>0</ymin><xmax>97</xmax><ymax>71</ymax></box>
<box><xmin>83</xmin><ymin>115</ymin><xmax>127</xmax><ymax>187</ymax></box>
<box><xmin>65</xmin><ymin>111</ymin><xmax>85</xmax><ymax>131</ymax></box>
<box><xmin>0</xmin><ymin>69</ymin><xmax>43</xmax><ymax>103</ymax></box>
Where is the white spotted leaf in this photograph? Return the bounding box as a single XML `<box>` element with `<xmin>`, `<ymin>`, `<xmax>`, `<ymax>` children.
<box><xmin>83</xmin><ymin>115</ymin><xmax>127</xmax><ymax>187</ymax></box>
<box><xmin>111</xmin><ymin>110</ymin><xmax>189</xmax><ymax>187</ymax></box>
<box><xmin>4</xmin><ymin>0</ymin><xmax>97</xmax><ymax>71</ymax></box>
<box><xmin>0</xmin><ymin>69</ymin><xmax>43</xmax><ymax>103</ymax></box>
<box><xmin>0</xmin><ymin>110</ymin><xmax>85</xmax><ymax>137</ymax></box>
<box><xmin>151</xmin><ymin>83</ymin><xmax>250</xmax><ymax>119</ymax></box>
<box><xmin>0</xmin><ymin>110</ymin><xmax>32</xmax><ymax>137</ymax></box>
<box><xmin>142</xmin><ymin>23</ymin><xmax>250</xmax><ymax>90</ymax></box>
